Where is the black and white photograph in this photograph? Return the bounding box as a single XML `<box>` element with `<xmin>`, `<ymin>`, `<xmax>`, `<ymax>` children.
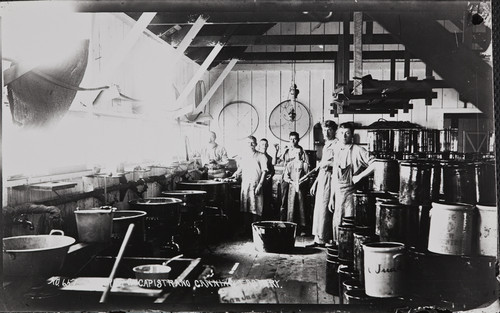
<box><xmin>0</xmin><ymin>0</ymin><xmax>498</xmax><ymax>312</ymax></box>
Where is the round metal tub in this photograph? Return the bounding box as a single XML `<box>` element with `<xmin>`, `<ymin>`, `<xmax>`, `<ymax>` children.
<box><xmin>3</xmin><ymin>230</ymin><xmax>75</xmax><ymax>281</ymax></box>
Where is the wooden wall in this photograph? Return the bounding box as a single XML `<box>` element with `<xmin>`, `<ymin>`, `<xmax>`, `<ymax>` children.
<box><xmin>205</xmin><ymin>21</ymin><xmax>488</xmax><ymax>157</ymax></box>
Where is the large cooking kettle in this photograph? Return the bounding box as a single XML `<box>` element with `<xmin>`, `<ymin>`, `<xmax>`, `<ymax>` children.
<box><xmin>3</xmin><ymin>229</ymin><xmax>75</xmax><ymax>281</ymax></box>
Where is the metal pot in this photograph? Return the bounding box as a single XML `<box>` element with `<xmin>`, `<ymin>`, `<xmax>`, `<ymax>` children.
<box><xmin>128</xmin><ymin>197</ymin><xmax>182</xmax><ymax>241</ymax></box>
<box><xmin>112</xmin><ymin>210</ymin><xmax>147</xmax><ymax>243</ymax></box>
<box><xmin>3</xmin><ymin>229</ymin><xmax>75</xmax><ymax>281</ymax></box>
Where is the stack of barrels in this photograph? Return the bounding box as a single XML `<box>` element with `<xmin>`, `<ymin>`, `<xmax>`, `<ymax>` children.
<box><xmin>325</xmin><ymin>154</ymin><xmax>498</xmax><ymax>309</ymax></box>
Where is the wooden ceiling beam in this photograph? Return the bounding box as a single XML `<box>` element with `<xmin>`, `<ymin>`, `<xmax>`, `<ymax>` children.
<box><xmin>173</xmin><ymin>34</ymin><xmax>398</xmax><ymax>47</ymax></box>
<box><xmin>73</xmin><ymin>0</ymin><xmax>469</xmax><ymax>16</ymax></box>
<box><xmin>212</xmin><ymin>50</ymin><xmax>409</xmax><ymax>62</ymax></box>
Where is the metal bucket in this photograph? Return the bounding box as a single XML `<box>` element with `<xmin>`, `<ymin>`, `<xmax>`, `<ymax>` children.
<box><xmin>476</xmin><ymin>204</ymin><xmax>497</xmax><ymax>256</ymax></box>
<box><xmin>363</xmin><ymin>242</ymin><xmax>406</xmax><ymax>298</ymax></box>
<box><xmin>252</xmin><ymin>221</ymin><xmax>296</xmax><ymax>253</ymax></box>
<box><xmin>74</xmin><ymin>207</ymin><xmax>115</xmax><ymax>243</ymax></box>
<box><xmin>428</xmin><ymin>202</ymin><xmax>476</xmax><ymax>255</ymax></box>
<box><xmin>3</xmin><ymin>229</ymin><xmax>75</xmax><ymax>280</ymax></box>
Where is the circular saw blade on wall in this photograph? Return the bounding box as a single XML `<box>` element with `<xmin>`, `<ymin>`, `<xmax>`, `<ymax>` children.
<box><xmin>218</xmin><ymin>100</ymin><xmax>259</xmax><ymax>140</ymax></box>
<box><xmin>269</xmin><ymin>99</ymin><xmax>311</xmax><ymax>141</ymax></box>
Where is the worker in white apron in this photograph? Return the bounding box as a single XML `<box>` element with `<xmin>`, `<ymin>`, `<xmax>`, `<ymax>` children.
<box><xmin>330</xmin><ymin>123</ymin><xmax>375</xmax><ymax>244</ymax></box>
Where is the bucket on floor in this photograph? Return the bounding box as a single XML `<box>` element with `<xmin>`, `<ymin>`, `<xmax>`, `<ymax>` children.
<box><xmin>75</xmin><ymin>207</ymin><xmax>115</xmax><ymax>243</ymax></box>
<box><xmin>476</xmin><ymin>204</ymin><xmax>497</xmax><ymax>256</ymax></box>
<box><xmin>252</xmin><ymin>221</ymin><xmax>296</xmax><ymax>253</ymax></box>
<box><xmin>428</xmin><ymin>202</ymin><xmax>476</xmax><ymax>255</ymax></box>
<box><xmin>363</xmin><ymin>242</ymin><xmax>406</xmax><ymax>298</ymax></box>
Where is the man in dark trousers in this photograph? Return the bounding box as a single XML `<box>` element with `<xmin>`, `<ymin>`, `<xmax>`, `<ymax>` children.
<box><xmin>258</xmin><ymin>138</ymin><xmax>275</xmax><ymax>220</ymax></box>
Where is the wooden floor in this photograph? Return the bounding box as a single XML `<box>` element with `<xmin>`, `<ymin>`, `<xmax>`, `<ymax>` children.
<box><xmin>199</xmin><ymin>234</ymin><xmax>338</xmax><ymax>305</ymax></box>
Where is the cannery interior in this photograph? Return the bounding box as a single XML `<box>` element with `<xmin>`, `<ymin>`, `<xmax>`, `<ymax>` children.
<box><xmin>0</xmin><ymin>0</ymin><xmax>498</xmax><ymax>311</ymax></box>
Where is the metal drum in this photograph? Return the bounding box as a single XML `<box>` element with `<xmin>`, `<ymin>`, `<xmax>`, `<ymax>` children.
<box><xmin>441</xmin><ymin>161</ymin><xmax>476</xmax><ymax>204</ymax></box>
<box><xmin>372</xmin><ymin>159</ymin><xmax>399</xmax><ymax>193</ymax></box>
<box><xmin>378</xmin><ymin>202</ymin><xmax>419</xmax><ymax>247</ymax></box>
<box><xmin>161</xmin><ymin>190</ymin><xmax>207</xmax><ymax>222</ymax></box>
<box><xmin>398</xmin><ymin>160</ymin><xmax>432</xmax><ymax>205</ymax></box>
<box><xmin>473</xmin><ymin>160</ymin><xmax>496</xmax><ymax>205</ymax></box>
<box><xmin>353</xmin><ymin>192</ymin><xmax>375</xmax><ymax>229</ymax></box>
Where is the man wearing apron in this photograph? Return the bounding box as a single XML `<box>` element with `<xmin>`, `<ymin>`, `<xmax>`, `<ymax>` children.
<box><xmin>309</xmin><ymin>120</ymin><xmax>338</xmax><ymax>247</ymax></box>
<box><xmin>329</xmin><ymin>123</ymin><xmax>375</xmax><ymax>244</ymax></box>
<box><xmin>230</xmin><ymin>136</ymin><xmax>269</xmax><ymax>236</ymax></box>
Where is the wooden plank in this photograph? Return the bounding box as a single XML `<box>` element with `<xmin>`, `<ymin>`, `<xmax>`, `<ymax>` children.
<box><xmin>353</xmin><ymin>12</ymin><xmax>363</xmax><ymax>96</ymax></box>
<box><xmin>266</xmin><ymin>71</ymin><xmax>281</xmax><ymax>143</ymax></box>
<box><xmin>173</xmin><ymin>43</ymin><xmax>224</xmax><ymax>117</ymax></box>
<box><xmin>222</xmin><ymin>51</ymin><xmax>407</xmax><ymax>61</ymax></box>
<box><xmin>251</xmin><ymin>70</ymin><xmax>267</xmax><ymax>142</ymax></box>
<box><xmin>195</xmin><ymin>58</ymin><xmax>238</xmax><ymax>114</ymax></box>
<box><xmin>176</xmin><ymin>15</ymin><xmax>208</xmax><ymax>53</ymax></box>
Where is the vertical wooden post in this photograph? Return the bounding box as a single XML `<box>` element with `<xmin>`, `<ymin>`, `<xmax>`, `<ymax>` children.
<box><xmin>353</xmin><ymin>12</ymin><xmax>363</xmax><ymax>95</ymax></box>
<box><xmin>335</xmin><ymin>13</ymin><xmax>350</xmax><ymax>88</ymax></box>
<box><xmin>390</xmin><ymin>54</ymin><xmax>396</xmax><ymax>80</ymax></box>
<box><xmin>425</xmin><ymin>64</ymin><xmax>433</xmax><ymax>106</ymax></box>
<box><xmin>404</xmin><ymin>49</ymin><xmax>411</xmax><ymax>78</ymax></box>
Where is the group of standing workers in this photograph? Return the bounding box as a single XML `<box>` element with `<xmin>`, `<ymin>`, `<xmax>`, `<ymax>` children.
<box><xmin>200</xmin><ymin>122</ymin><xmax>375</xmax><ymax>245</ymax></box>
